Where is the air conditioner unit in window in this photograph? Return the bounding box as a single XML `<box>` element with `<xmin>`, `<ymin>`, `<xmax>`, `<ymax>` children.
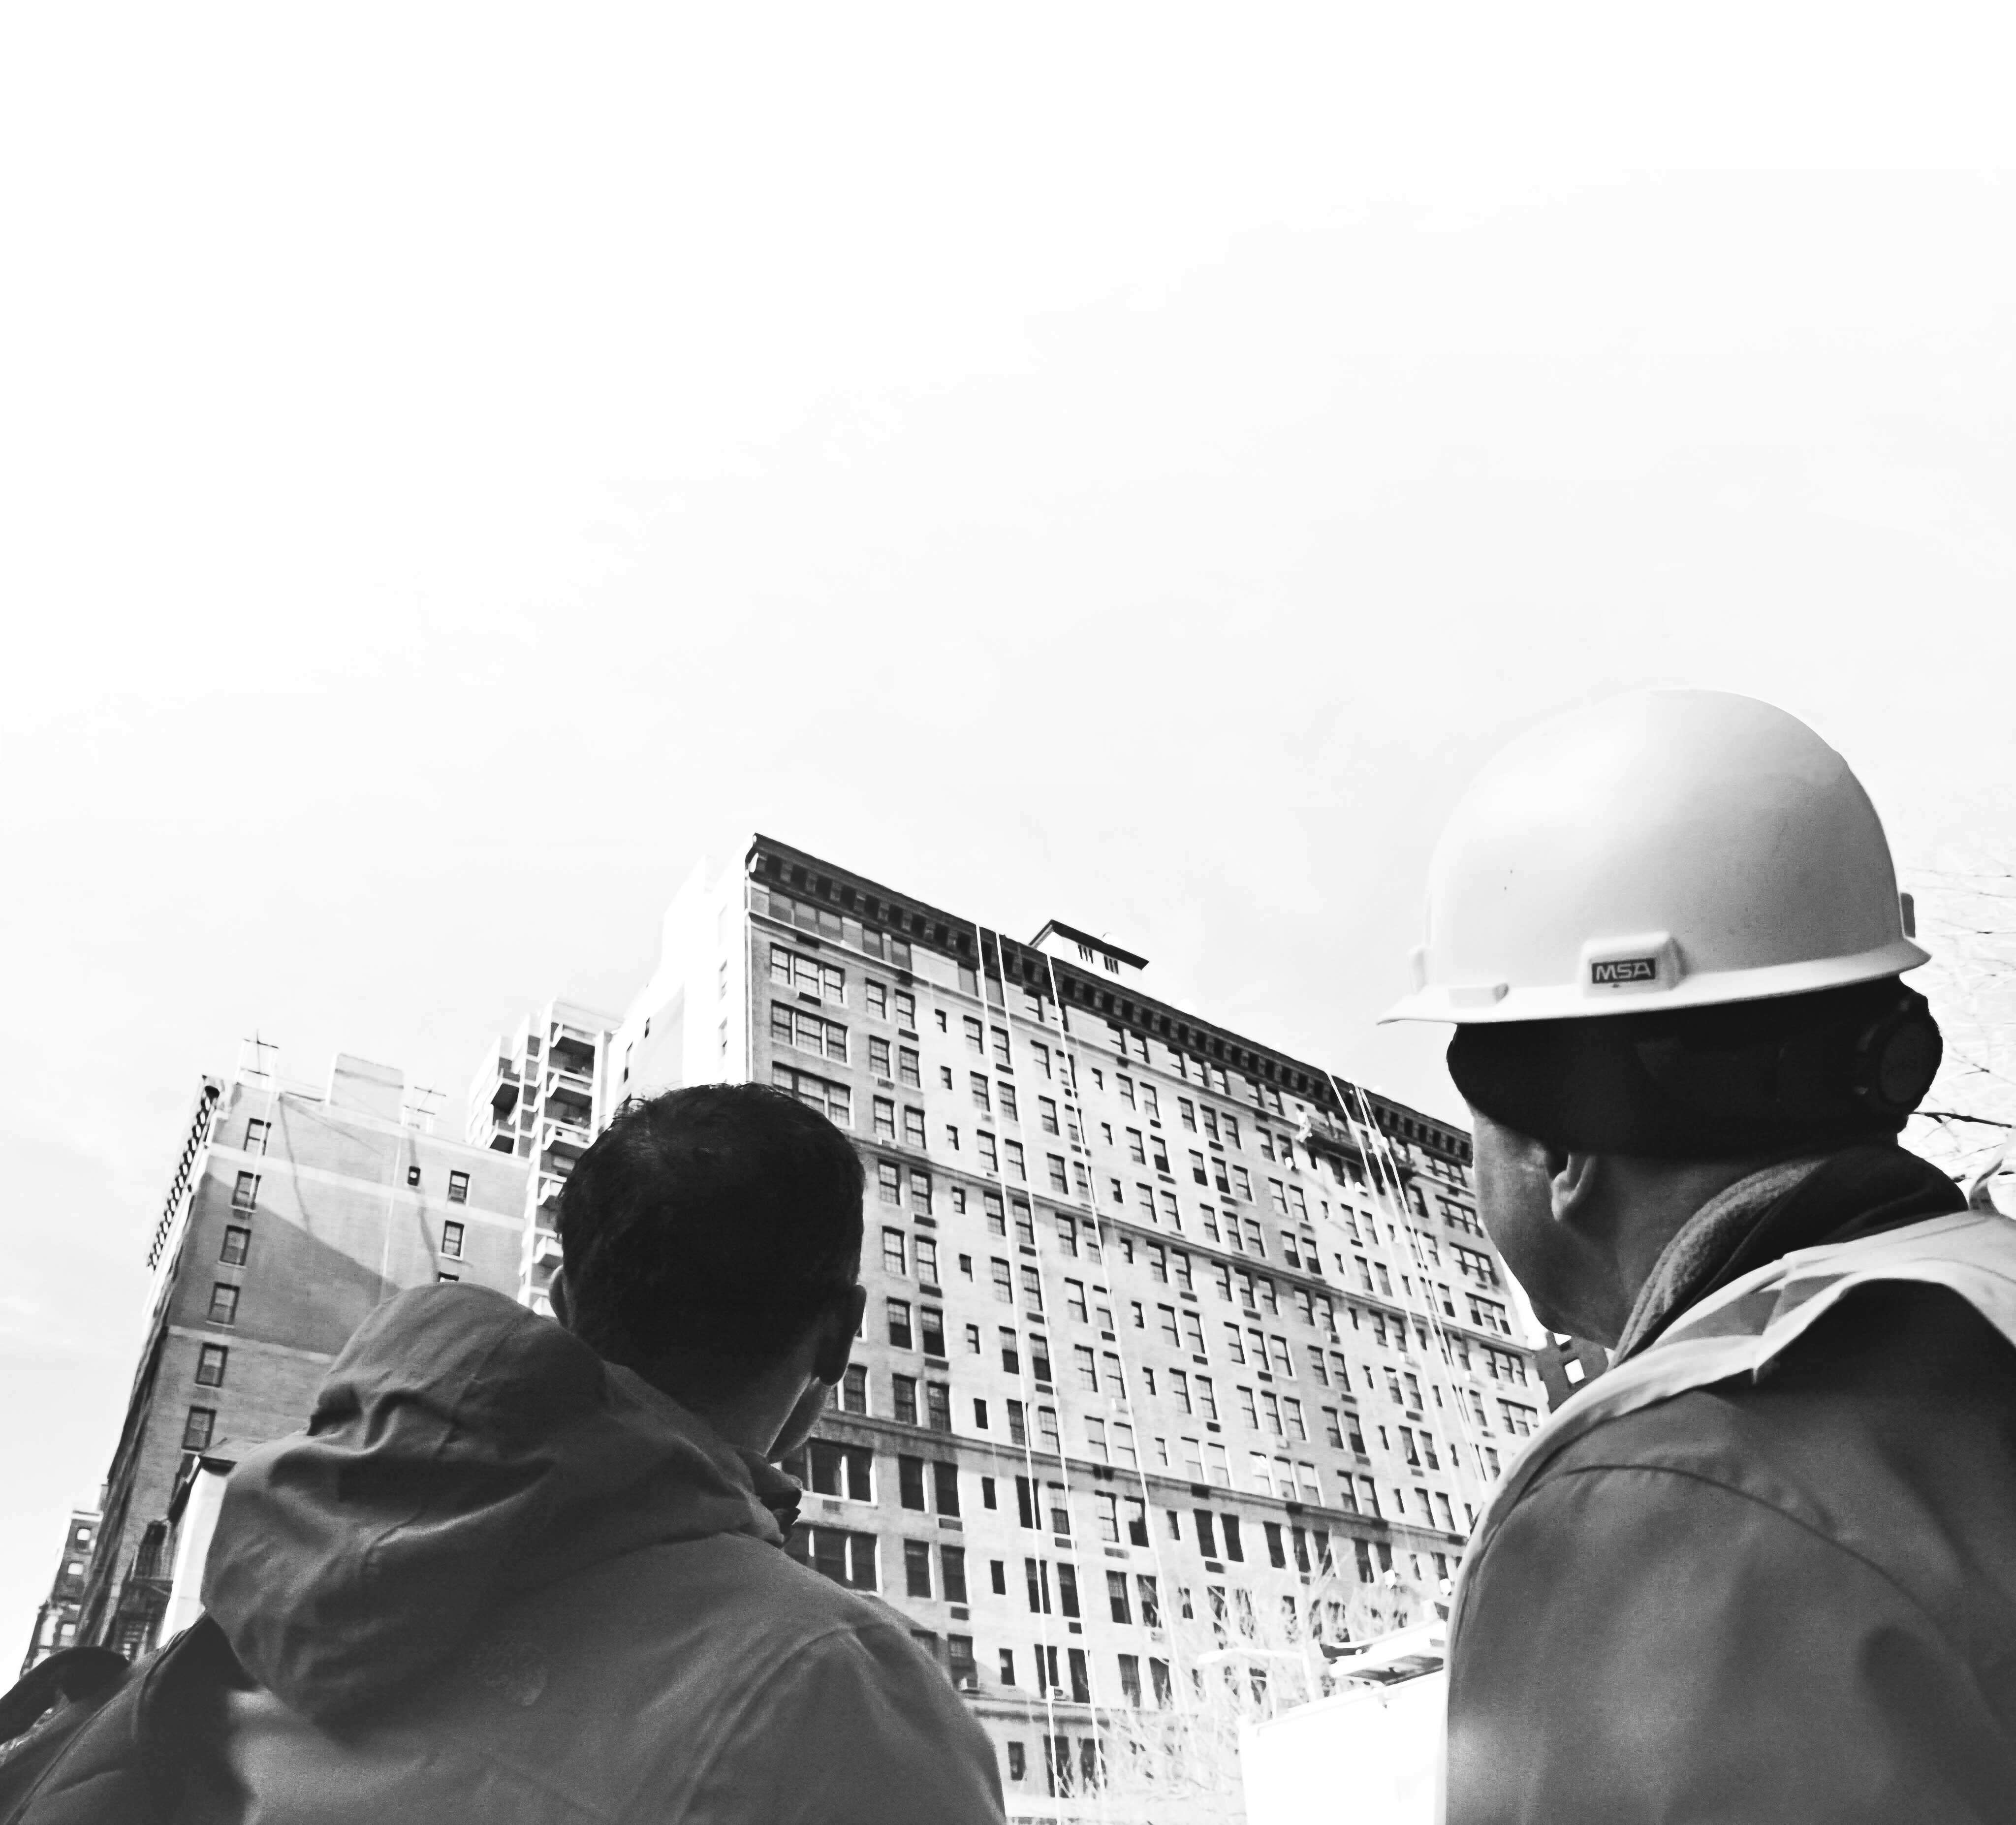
<box><xmin>955</xmin><ymin>1675</ymin><xmax>979</xmax><ymax>1692</ymax></box>
<box><xmin>1046</xmin><ymin>1686</ymin><xmax>1071</xmax><ymax>1702</ymax></box>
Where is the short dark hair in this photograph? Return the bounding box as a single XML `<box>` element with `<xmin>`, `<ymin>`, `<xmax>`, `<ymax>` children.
<box><xmin>557</xmin><ymin>1083</ymin><xmax>865</xmax><ymax>1387</ymax></box>
<box><xmin>1448</xmin><ymin>978</ymin><xmax>1942</xmax><ymax>1160</ymax></box>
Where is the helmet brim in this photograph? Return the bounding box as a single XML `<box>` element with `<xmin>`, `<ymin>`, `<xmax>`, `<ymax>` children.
<box><xmin>1380</xmin><ymin>937</ymin><xmax>1931</xmax><ymax>1026</ymax></box>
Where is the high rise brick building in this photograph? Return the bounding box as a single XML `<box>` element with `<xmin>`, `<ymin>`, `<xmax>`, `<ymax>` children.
<box><xmin>75</xmin><ymin>1050</ymin><xmax>528</xmax><ymax>1657</ymax></box>
<box><xmin>574</xmin><ymin>835</ymin><xmax>1543</xmax><ymax>1810</ymax></box>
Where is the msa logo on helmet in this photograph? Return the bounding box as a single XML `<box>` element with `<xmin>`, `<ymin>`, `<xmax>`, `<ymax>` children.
<box><xmin>1576</xmin><ymin>932</ymin><xmax>1682</xmax><ymax>1000</ymax></box>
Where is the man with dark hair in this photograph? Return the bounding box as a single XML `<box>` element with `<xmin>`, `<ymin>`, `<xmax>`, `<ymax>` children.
<box><xmin>199</xmin><ymin>1083</ymin><xmax>1004</xmax><ymax>1824</ymax></box>
<box><xmin>1386</xmin><ymin>691</ymin><xmax>2016</xmax><ymax>1822</ymax></box>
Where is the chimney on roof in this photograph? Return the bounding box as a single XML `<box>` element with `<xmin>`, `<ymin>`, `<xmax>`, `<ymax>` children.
<box><xmin>1031</xmin><ymin>920</ymin><xmax>1149</xmax><ymax>986</ymax></box>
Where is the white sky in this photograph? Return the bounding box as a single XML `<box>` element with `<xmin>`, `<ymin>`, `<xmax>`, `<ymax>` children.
<box><xmin>4</xmin><ymin>3</ymin><xmax>2015</xmax><ymax>1642</ymax></box>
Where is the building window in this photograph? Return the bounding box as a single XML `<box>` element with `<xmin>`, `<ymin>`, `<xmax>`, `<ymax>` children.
<box><xmin>437</xmin><ymin>1271</ymin><xmax>460</xmax><ymax>1284</ymax></box>
<box><xmin>874</xmin><ymin>1098</ymin><xmax>897</xmax><ymax>1141</ymax></box>
<box><xmin>440</xmin><ymin>1220</ymin><xmax>465</xmax><ymax>1259</ymax></box>
<box><xmin>1454</xmin><ymin>1244</ymin><xmax>1499</xmax><ymax>1287</ymax></box>
<box><xmin>904</xmin><ymin>1106</ymin><xmax>927</xmax><ymax>1148</ymax></box>
<box><xmin>219</xmin><ymin>1226</ymin><xmax>250</xmax><ymax>1266</ymax></box>
<box><xmin>1469</xmin><ymin>1295</ymin><xmax>1512</xmax><ymax>1336</ymax></box>
<box><xmin>892</xmin><ymin>1375</ymin><xmax>919</xmax><ymax>1424</ymax></box>
<box><xmin>243</xmin><ymin>1117</ymin><xmax>270</xmax><ymax>1155</ymax></box>
<box><xmin>207</xmin><ymin>1284</ymin><xmax>239</xmax><ymax>1326</ymax></box>
<box><xmin>769</xmin><ymin>946</ymin><xmax>845</xmax><ymax>1004</ymax></box>
<box><xmin>883</xmin><ymin>1228</ymin><xmax>908</xmax><ymax>1276</ymax></box>
<box><xmin>447</xmin><ymin>1171</ymin><xmax>470</xmax><ymax>1205</ymax></box>
<box><xmin>791</xmin><ymin>1526</ymin><xmax>878</xmax><ymax>1591</ymax></box>
<box><xmin>841</xmin><ymin>1365</ymin><xmax>869</xmax><ymax>1414</ymax></box>
<box><xmin>1024</xmin><ymin>1557</ymin><xmax>1053</xmax><ymax>1614</ymax></box>
<box><xmin>770</xmin><ymin>1002</ymin><xmax>849</xmax><ymax>1063</ymax></box>
<box><xmin>770</xmin><ymin>1064</ymin><xmax>851</xmax><ymax>1126</ymax></box>
<box><xmin>992</xmin><ymin>1259</ymin><xmax>1014</xmax><ymax>1304</ymax></box>
<box><xmin>782</xmin><ymin>1436</ymin><xmax>871</xmax><ymax>1508</ymax></box>
<box><xmin>182</xmin><ymin>1406</ymin><xmax>216</xmax><ymax>1450</ymax></box>
<box><xmin>194</xmin><ymin>1344</ymin><xmax>229</xmax><ymax>1387</ymax></box>
<box><xmin>230</xmin><ymin>1171</ymin><xmax>259</xmax><ymax>1212</ymax></box>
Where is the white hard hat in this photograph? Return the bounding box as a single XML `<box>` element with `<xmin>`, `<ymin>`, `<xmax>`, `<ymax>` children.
<box><xmin>1385</xmin><ymin>689</ymin><xmax>1928</xmax><ymax>1025</ymax></box>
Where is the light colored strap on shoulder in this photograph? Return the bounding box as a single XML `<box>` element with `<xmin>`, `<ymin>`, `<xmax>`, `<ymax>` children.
<box><xmin>1453</xmin><ymin>1212</ymin><xmax>2016</xmax><ymax>1631</ymax></box>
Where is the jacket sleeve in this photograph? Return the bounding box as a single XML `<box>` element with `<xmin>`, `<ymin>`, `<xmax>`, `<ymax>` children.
<box><xmin>683</xmin><ymin>1621</ymin><xmax>1005</xmax><ymax>1825</ymax></box>
<box><xmin>1446</xmin><ymin>1462</ymin><xmax>2016</xmax><ymax>1825</ymax></box>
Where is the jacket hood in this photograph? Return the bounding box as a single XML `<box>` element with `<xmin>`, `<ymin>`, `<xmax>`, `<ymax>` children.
<box><xmin>202</xmin><ymin>1283</ymin><xmax>801</xmax><ymax>1725</ymax></box>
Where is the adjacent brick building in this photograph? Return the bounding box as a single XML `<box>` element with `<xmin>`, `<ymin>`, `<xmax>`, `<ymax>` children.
<box><xmin>19</xmin><ymin>1506</ymin><xmax>101</xmax><ymax>1675</ymax></box>
<box><xmin>74</xmin><ymin>1052</ymin><xmax>528</xmax><ymax>1657</ymax></box>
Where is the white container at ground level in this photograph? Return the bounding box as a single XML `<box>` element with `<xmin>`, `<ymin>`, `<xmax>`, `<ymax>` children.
<box><xmin>1239</xmin><ymin>1623</ymin><xmax>1446</xmax><ymax>1825</ymax></box>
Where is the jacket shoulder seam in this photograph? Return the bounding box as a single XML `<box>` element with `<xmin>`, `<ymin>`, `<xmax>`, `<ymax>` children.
<box><xmin>622</xmin><ymin>1615</ymin><xmax>941</xmax><ymax>1824</ymax></box>
<box><xmin>1507</xmin><ymin>1459</ymin><xmax>1965</xmax><ymax>1654</ymax></box>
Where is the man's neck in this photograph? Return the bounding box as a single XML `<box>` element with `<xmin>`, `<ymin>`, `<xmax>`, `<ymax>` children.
<box><xmin>1578</xmin><ymin>1153</ymin><xmax>1805</xmax><ymax>1345</ymax></box>
<box><xmin>637</xmin><ymin>1362</ymin><xmax>808</xmax><ymax>1459</ymax></box>
<box><xmin>1610</xmin><ymin>1154</ymin><xmax>1837</xmax><ymax>1356</ymax></box>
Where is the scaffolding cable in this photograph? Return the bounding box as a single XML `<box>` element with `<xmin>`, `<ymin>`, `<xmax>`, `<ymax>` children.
<box><xmin>1322</xmin><ymin>1070</ymin><xmax>1499</xmax><ymax>1549</ymax></box>
<box><xmin>1030</xmin><ymin>942</ymin><xmax>1218</xmax><ymax>1804</ymax></box>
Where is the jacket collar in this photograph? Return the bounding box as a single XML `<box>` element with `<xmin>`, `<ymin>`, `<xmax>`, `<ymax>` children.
<box><xmin>1614</xmin><ymin>1144</ymin><xmax>1965</xmax><ymax>1362</ymax></box>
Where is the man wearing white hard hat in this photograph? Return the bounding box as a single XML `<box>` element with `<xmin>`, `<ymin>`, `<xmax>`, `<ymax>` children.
<box><xmin>1387</xmin><ymin>691</ymin><xmax>2016</xmax><ymax>1822</ymax></box>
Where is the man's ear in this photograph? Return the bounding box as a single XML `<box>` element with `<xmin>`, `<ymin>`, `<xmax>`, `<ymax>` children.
<box><xmin>547</xmin><ymin>1267</ymin><xmax>572</xmax><ymax>1329</ymax></box>
<box><xmin>1549</xmin><ymin>1150</ymin><xmax>1606</xmax><ymax>1230</ymax></box>
<box><xmin>812</xmin><ymin>1285</ymin><xmax>866</xmax><ymax>1386</ymax></box>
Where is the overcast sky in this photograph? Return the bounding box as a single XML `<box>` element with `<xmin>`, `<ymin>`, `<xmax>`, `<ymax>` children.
<box><xmin>4</xmin><ymin>4</ymin><xmax>2014</xmax><ymax>1644</ymax></box>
